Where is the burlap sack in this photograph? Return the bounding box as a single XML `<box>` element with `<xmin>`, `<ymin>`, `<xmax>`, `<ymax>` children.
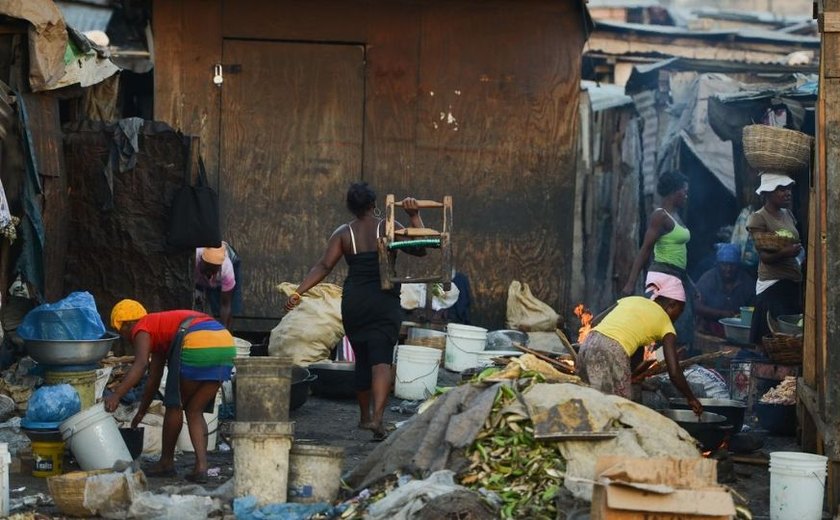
<box><xmin>505</xmin><ymin>281</ymin><xmax>560</xmax><ymax>332</ymax></box>
<box><xmin>269</xmin><ymin>283</ymin><xmax>344</xmax><ymax>365</ymax></box>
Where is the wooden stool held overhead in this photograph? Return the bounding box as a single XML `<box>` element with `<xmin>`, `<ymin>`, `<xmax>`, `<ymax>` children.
<box><xmin>377</xmin><ymin>194</ymin><xmax>453</xmax><ymax>290</ymax></box>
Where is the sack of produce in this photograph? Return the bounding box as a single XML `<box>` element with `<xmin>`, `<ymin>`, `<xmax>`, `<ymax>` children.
<box><xmin>506</xmin><ymin>281</ymin><xmax>560</xmax><ymax>332</ymax></box>
<box><xmin>269</xmin><ymin>283</ymin><xmax>344</xmax><ymax>365</ymax></box>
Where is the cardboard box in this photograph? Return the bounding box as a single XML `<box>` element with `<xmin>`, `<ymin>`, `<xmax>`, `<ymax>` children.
<box><xmin>590</xmin><ymin>456</ymin><xmax>736</xmax><ymax>519</ymax></box>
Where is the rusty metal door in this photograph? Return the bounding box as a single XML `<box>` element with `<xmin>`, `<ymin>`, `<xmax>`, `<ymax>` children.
<box><xmin>220</xmin><ymin>40</ymin><xmax>364</xmax><ymax>319</ymax></box>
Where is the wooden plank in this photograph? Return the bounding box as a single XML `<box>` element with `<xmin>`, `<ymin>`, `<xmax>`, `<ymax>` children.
<box><xmin>825</xmin><ymin>31</ymin><xmax>840</xmax><ymax>78</ymax></box>
<box><xmin>151</xmin><ymin>0</ymin><xmax>182</xmax><ymax>126</ymax></box>
<box><xmin>20</xmin><ymin>94</ymin><xmax>63</xmax><ymax>178</ymax></box>
<box><xmin>219</xmin><ymin>40</ymin><xmax>364</xmax><ymax>318</ymax></box>
<box><xmin>21</xmin><ymin>93</ymin><xmax>67</xmax><ymax>300</ymax></box>
<box><xmin>413</xmin><ymin>1</ymin><xmax>586</xmax><ymax>325</ymax></box>
<box><xmin>804</xmin><ymin>186</ymin><xmax>817</xmax><ymax>387</ymax></box>
<box><xmin>393</xmin><ymin>228</ymin><xmax>441</xmax><ymax>237</ymax></box>
<box><xmin>822</xmin><ymin>12</ymin><xmax>840</xmax><ymax>32</ymax></box>
<box><xmin>221</xmin><ymin>0</ymin><xmax>368</xmax><ymax>41</ymax></box>
<box><xmin>152</xmin><ymin>0</ymin><xmax>222</xmax><ymax>186</ymax></box>
<box><xmin>823</xmin><ymin>89</ymin><xmax>840</xmax><ymax>420</ymax></box>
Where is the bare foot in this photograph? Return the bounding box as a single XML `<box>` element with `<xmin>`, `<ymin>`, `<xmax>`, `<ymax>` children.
<box><xmin>358</xmin><ymin>421</ymin><xmax>377</xmax><ymax>431</ymax></box>
<box><xmin>144</xmin><ymin>463</ymin><xmax>177</xmax><ymax>478</ymax></box>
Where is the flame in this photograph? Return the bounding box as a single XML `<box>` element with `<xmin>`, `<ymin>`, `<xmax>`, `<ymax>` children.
<box><xmin>574</xmin><ymin>304</ymin><xmax>593</xmax><ymax>343</ymax></box>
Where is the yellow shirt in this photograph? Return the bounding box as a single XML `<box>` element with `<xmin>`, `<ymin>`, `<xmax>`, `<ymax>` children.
<box><xmin>592</xmin><ymin>296</ymin><xmax>676</xmax><ymax>357</ymax></box>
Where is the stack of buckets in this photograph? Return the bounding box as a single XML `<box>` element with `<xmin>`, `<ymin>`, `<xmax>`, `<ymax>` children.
<box><xmin>232</xmin><ymin>357</ymin><xmax>344</xmax><ymax>505</ymax></box>
<box><xmin>26</xmin><ymin>363</ymin><xmax>130</xmax><ymax>478</ymax></box>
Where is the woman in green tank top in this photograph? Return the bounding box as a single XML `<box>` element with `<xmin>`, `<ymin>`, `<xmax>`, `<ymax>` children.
<box><xmin>622</xmin><ymin>172</ymin><xmax>694</xmax><ymax>345</ymax></box>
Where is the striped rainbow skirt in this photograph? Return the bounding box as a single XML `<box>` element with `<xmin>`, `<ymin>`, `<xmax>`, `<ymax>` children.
<box><xmin>179</xmin><ymin>318</ymin><xmax>236</xmax><ymax>381</ymax></box>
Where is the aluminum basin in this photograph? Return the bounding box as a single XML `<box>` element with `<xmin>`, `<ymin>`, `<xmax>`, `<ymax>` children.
<box><xmin>24</xmin><ymin>333</ymin><xmax>119</xmax><ymax>366</ymax></box>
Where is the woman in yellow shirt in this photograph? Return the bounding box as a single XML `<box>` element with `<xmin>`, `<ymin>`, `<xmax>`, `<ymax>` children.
<box><xmin>579</xmin><ymin>273</ymin><xmax>702</xmax><ymax>414</ymax></box>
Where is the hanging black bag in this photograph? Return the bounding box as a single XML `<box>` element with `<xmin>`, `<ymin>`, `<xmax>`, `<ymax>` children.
<box><xmin>167</xmin><ymin>157</ymin><xmax>222</xmax><ymax>249</ymax></box>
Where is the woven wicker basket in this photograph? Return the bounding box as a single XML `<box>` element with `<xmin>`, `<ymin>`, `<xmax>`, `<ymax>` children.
<box><xmin>743</xmin><ymin>124</ymin><xmax>813</xmax><ymax>173</ymax></box>
<box><xmin>762</xmin><ymin>334</ymin><xmax>803</xmax><ymax>365</ymax></box>
<box><xmin>752</xmin><ymin>231</ymin><xmax>797</xmax><ymax>252</ymax></box>
<box><xmin>48</xmin><ymin>469</ymin><xmax>146</xmax><ymax>518</ymax></box>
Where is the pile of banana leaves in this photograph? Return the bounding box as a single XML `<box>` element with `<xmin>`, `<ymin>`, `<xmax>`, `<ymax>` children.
<box><xmin>457</xmin><ymin>361</ymin><xmax>574</xmax><ymax>519</ymax></box>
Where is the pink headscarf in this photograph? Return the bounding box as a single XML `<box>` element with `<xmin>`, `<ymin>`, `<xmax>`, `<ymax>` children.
<box><xmin>645</xmin><ymin>272</ymin><xmax>686</xmax><ymax>302</ymax></box>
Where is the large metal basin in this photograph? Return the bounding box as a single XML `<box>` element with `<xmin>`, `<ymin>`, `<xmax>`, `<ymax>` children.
<box><xmin>24</xmin><ymin>333</ymin><xmax>119</xmax><ymax>366</ymax></box>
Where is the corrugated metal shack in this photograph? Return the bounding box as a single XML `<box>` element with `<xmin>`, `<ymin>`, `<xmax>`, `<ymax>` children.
<box><xmin>0</xmin><ymin>1</ymin><xmax>191</xmax><ymax>331</ymax></box>
<box><xmin>151</xmin><ymin>0</ymin><xmax>592</xmax><ymax>329</ymax></box>
<box><xmin>576</xmin><ymin>15</ymin><xmax>819</xmax><ymax>306</ymax></box>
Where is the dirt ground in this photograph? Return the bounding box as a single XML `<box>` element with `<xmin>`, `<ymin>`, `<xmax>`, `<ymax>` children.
<box><xmin>5</xmin><ymin>369</ymin><xmax>823</xmax><ymax>519</ymax></box>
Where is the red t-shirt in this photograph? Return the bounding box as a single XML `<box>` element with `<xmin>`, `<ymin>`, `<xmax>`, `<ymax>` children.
<box><xmin>131</xmin><ymin>310</ymin><xmax>210</xmax><ymax>353</ymax></box>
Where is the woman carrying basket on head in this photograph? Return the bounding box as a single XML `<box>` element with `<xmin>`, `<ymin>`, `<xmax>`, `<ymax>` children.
<box><xmin>746</xmin><ymin>174</ymin><xmax>802</xmax><ymax>344</ymax></box>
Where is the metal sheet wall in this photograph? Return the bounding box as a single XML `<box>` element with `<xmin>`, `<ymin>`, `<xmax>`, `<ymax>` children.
<box><xmin>153</xmin><ymin>0</ymin><xmax>588</xmax><ymax>327</ymax></box>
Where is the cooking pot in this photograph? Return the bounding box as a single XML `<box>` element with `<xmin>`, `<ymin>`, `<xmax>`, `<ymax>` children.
<box><xmin>660</xmin><ymin>409</ymin><xmax>733</xmax><ymax>451</ymax></box>
<box><xmin>290</xmin><ymin>366</ymin><xmax>317</xmax><ymax>411</ymax></box>
<box><xmin>669</xmin><ymin>398</ymin><xmax>746</xmax><ymax>434</ymax></box>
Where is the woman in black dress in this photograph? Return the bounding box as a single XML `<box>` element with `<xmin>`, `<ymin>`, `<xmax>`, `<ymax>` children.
<box><xmin>286</xmin><ymin>182</ymin><xmax>423</xmax><ymax>440</ymax></box>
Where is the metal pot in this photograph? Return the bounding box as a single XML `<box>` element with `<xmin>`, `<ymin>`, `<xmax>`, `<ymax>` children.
<box><xmin>308</xmin><ymin>361</ymin><xmax>356</xmax><ymax>398</ymax></box>
<box><xmin>669</xmin><ymin>398</ymin><xmax>746</xmax><ymax>434</ymax></box>
<box><xmin>24</xmin><ymin>333</ymin><xmax>119</xmax><ymax>366</ymax></box>
<box><xmin>660</xmin><ymin>409</ymin><xmax>733</xmax><ymax>451</ymax></box>
<box><xmin>290</xmin><ymin>366</ymin><xmax>317</xmax><ymax>411</ymax></box>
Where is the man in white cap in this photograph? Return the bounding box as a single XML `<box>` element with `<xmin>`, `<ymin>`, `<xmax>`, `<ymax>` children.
<box><xmin>194</xmin><ymin>242</ymin><xmax>240</xmax><ymax>329</ymax></box>
<box><xmin>746</xmin><ymin>173</ymin><xmax>802</xmax><ymax>344</ymax></box>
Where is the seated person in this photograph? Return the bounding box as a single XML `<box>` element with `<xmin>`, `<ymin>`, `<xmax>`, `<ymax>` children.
<box><xmin>694</xmin><ymin>243</ymin><xmax>755</xmax><ymax>338</ymax></box>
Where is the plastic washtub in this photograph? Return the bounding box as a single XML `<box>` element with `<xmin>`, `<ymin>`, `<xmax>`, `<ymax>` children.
<box><xmin>719</xmin><ymin>318</ymin><xmax>752</xmax><ymax>345</ymax></box>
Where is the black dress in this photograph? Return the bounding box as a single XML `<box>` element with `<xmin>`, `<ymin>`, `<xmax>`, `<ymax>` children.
<box><xmin>342</xmin><ymin>223</ymin><xmax>400</xmax><ymax>390</ymax></box>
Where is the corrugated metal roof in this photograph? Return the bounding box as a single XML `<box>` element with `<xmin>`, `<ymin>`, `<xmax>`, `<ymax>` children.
<box><xmin>582</xmin><ymin>80</ymin><xmax>634</xmax><ymax>112</ymax></box>
<box><xmin>594</xmin><ymin>19</ymin><xmax>819</xmax><ymax>46</ymax></box>
<box><xmin>56</xmin><ymin>2</ymin><xmax>113</xmax><ymax>33</ymax></box>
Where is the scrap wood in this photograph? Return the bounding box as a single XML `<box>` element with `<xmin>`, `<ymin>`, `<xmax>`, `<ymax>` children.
<box><xmin>730</xmin><ymin>454</ymin><xmax>769</xmax><ymax>466</ymax></box>
<box><xmin>632</xmin><ymin>350</ymin><xmax>734</xmax><ymax>382</ymax></box>
<box><xmin>555</xmin><ymin>328</ymin><xmax>578</xmax><ymax>364</ymax></box>
<box><xmin>513</xmin><ymin>343</ymin><xmax>576</xmax><ymax>375</ymax></box>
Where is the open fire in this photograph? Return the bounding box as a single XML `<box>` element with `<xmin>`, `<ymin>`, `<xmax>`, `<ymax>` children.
<box><xmin>573</xmin><ymin>304</ymin><xmax>593</xmax><ymax>343</ymax></box>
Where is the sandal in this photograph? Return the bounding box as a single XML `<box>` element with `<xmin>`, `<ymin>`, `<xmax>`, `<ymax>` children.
<box><xmin>145</xmin><ymin>467</ymin><xmax>178</xmax><ymax>478</ymax></box>
<box><xmin>371</xmin><ymin>427</ymin><xmax>388</xmax><ymax>442</ymax></box>
<box><xmin>185</xmin><ymin>472</ymin><xmax>209</xmax><ymax>484</ymax></box>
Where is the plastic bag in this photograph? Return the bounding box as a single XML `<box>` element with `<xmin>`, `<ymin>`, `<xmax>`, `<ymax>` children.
<box><xmin>505</xmin><ymin>281</ymin><xmax>560</xmax><ymax>332</ymax></box>
<box><xmin>233</xmin><ymin>496</ymin><xmax>338</xmax><ymax>520</ymax></box>
<box><xmin>128</xmin><ymin>492</ymin><xmax>214</xmax><ymax>520</ymax></box>
<box><xmin>18</xmin><ymin>291</ymin><xmax>106</xmax><ymax>341</ymax></box>
<box><xmin>25</xmin><ymin>384</ymin><xmax>81</xmax><ymax>423</ymax></box>
<box><xmin>269</xmin><ymin>283</ymin><xmax>344</xmax><ymax>365</ymax></box>
<box><xmin>82</xmin><ymin>468</ymin><xmax>147</xmax><ymax>519</ymax></box>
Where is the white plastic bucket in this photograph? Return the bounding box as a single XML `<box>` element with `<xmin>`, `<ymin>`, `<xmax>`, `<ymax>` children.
<box><xmin>395</xmin><ymin>345</ymin><xmax>440</xmax><ymax>400</ymax></box>
<box><xmin>59</xmin><ymin>403</ymin><xmax>132</xmax><ymax>471</ymax></box>
<box><xmin>769</xmin><ymin>451</ymin><xmax>828</xmax><ymax>520</ymax></box>
<box><xmin>177</xmin><ymin>391</ymin><xmax>221</xmax><ymax>452</ymax></box>
<box><xmin>234</xmin><ymin>337</ymin><xmax>252</xmax><ymax>358</ymax></box>
<box><xmin>445</xmin><ymin>324</ymin><xmax>488</xmax><ymax>372</ymax></box>
<box><xmin>232</xmin><ymin>421</ymin><xmax>294</xmax><ymax>505</ymax></box>
<box><xmin>288</xmin><ymin>443</ymin><xmax>345</xmax><ymax>503</ymax></box>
